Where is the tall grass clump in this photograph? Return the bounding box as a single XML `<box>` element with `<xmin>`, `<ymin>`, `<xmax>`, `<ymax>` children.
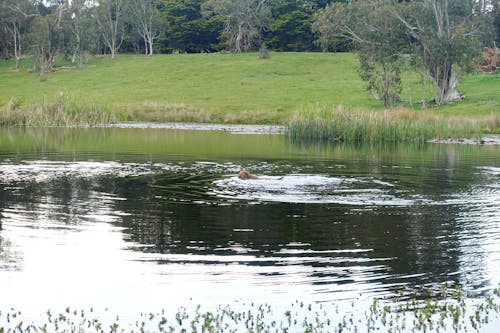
<box><xmin>286</xmin><ymin>105</ymin><xmax>495</xmax><ymax>143</ymax></box>
<box><xmin>0</xmin><ymin>92</ymin><xmax>116</xmax><ymax>127</ymax></box>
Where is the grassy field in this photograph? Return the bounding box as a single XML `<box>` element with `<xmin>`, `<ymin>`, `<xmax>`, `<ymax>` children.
<box><xmin>0</xmin><ymin>52</ymin><xmax>498</xmax><ymax>127</ymax></box>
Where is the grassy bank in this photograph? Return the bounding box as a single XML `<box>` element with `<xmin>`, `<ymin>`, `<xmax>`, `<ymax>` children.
<box><xmin>0</xmin><ymin>53</ymin><xmax>499</xmax><ymax>135</ymax></box>
<box><xmin>0</xmin><ymin>52</ymin><xmax>371</xmax><ymax>124</ymax></box>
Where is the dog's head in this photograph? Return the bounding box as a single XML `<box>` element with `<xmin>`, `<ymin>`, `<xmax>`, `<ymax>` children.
<box><xmin>238</xmin><ymin>170</ymin><xmax>251</xmax><ymax>179</ymax></box>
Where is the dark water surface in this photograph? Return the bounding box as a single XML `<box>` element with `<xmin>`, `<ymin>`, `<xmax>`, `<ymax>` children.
<box><xmin>0</xmin><ymin>127</ymin><xmax>499</xmax><ymax>328</ymax></box>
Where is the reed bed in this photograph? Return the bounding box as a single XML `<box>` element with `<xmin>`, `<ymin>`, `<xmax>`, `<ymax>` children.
<box><xmin>0</xmin><ymin>92</ymin><xmax>116</xmax><ymax>127</ymax></box>
<box><xmin>286</xmin><ymin>105</ymin><xmax>499</xmax><ymax>143</ymax></box>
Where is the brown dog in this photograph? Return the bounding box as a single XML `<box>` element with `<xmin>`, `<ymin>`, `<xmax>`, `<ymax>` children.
<box><xmin>238</xmin><ymin>170</ymin><xmax>258</xmax><ymax>180</ymax></box>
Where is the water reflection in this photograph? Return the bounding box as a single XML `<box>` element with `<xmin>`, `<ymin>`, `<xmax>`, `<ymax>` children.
<box><xmin>0</xmin><ymin>129</ymin><xmax>499</xmax><ymax>321</ymax></box>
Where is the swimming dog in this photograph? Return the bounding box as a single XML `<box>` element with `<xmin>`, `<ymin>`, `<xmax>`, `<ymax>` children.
<box><xmin>238</xmin><ymin>170</ymin><xmax>258</xmax><ymax>180</ymax></box>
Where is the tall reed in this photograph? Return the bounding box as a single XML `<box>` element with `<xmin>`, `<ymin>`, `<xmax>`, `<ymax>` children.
<box><xmin>286</xmin><ymin>105</ymin><xmax>497</xmax><ymax>143</ymax></box>
<box><xmin>0</xmin><ymin>92</ymin><xmax>116</xmax><ymax>127</ymax></box>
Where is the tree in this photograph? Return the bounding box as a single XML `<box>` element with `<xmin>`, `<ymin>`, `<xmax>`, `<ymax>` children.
<box><xmin>160</xmin><ymin>0</ymin><xmax>222</xmax><ymax>53</ymax></box>
<box><xmin>125</xmin><ymin>0</ymin><xmax>161</xmax><ymax>55</ymax></box>
<box><xmin>267</xmin><ymin>0</ymin><xmax>331</xmax><ymax>52</ymax></box>
<box><xmin>494</xmin><ymin>0</ymin><xmax>500</xmax><ymax>44</ymax></box>
<box><xmin>0</xmin><ymin>0</ymin><xmax>35</xmax><ymax>68</ymax></box>
<box><xmin>394</xmin><ymin>0</ymin><xmax>489</xmax><ymax>104</ymax></box>
<box><xmin>25</xmin><ymin>1</ymin><xmax>72</xmax><ymax>77</ymax></box>
<box><xmin>95</xmin><ymin>0</ymin><xmax>125</xmax><ymax>58</ymax></box>
<box><xmin>267</xmin><ymin>1</ymin><xmax>314</xmax><ymax>51</ymax></box>
<box><xmin>202</xmin><ymin>0</ymin><xmax>271</xmax><ymax>53</ymax></box>
<box><xmin>69</xmin><ymin>0</ymin><xmax>97</xmax><ymax>66</ymax></box>
<box><xmin>314</xmin><ymin>0</ymin><xmax>494</xmax><ymax>106</ymax></box>
<box><xmin>2</xmin><ymin>12</ymin><xmax>23</xmax><ymax>68</ymax></box>
<box><xmin>314</xmin><ymin>0</ymin><xmax>407</xmax><ymax>107</ymax></box>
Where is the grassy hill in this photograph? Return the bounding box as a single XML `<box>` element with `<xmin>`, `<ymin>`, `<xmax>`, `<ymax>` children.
<box><xmin>0</xmin><ymin>52</ymin><xmax>499</xmax><ymax>125</ymax></box>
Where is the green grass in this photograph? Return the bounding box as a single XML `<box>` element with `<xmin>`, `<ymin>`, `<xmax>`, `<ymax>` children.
<box><xmin>0</xmin><ymin>52</ymin><xmax>498</xmax><ymax>126</ymax></box>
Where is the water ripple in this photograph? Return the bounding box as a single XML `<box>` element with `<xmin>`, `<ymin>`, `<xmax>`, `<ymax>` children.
<box><xmin>0</xmin><ymin>160</ymin><xmax>153</xmax><ymax>184</ymax></box>
<box><xmin>212</xmin><ymin>174</ymin><xmax>417</xmax><ymax>206</ymax></box>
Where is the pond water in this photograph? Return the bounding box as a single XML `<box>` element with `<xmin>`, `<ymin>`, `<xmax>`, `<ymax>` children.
<box><xmin>0</xmin><ymin>126</ymin><xmax>499</xmax><ymax>331</ymax></box>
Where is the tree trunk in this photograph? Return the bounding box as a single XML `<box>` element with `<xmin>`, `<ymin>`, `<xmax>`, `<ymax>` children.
<box><xmin>13</xmin><ymin>21</ymin><xmax>20</xmax><ymax>70</ymax></box>
<box><xmin>431</xmin><ymin>64</ymin><xmax>462</xmax><ymax>104</ymax></box>
<box><xmin>235</xmin><ymin>23</ymin><xmax>243</xmax><ymax>53</ymax></box>
<box><xmin>439</xmin><ymin>69</ymin><xmax>461</xmax><ymax>104</ymax></box>
<box><xmin>148</xmin><ymin>33</ymin><xmax>154</xmax><ymax>56</ymax></box>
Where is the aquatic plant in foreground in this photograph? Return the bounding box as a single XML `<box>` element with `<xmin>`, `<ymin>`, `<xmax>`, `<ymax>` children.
<box><xmin>287</xmin><ymin>105</ymin><xmax>500</xmax><ymax>143</ymax></box>
<box><xmin>1</xmin><ymin>285</ymin><xmax>499</xmax><ymax>333</ymax></box>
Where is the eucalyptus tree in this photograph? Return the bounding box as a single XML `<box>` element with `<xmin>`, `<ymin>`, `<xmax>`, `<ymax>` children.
<box><xmin>69</xmin><ymin>0</ymin><xmax>97</xmax><ymax>66</ymax></box>
<box><xmin>493</xmin><ymin>0</ymin><xmax>500</xmax><ymax>43</ymax></box>
<box><xmin>0</xmin><ymin>0</ymin><xmax>35</xmax><ymax>68</ymax></box>
<box><xmin>202</xmin><ymin>0</ymin><xmax>271</xmax><ymax>53</ymax></box>
<box><xmin>393</xmin><ymin>0</ymin><xmax>492</xmax><ymax>104</ymax></box>
<box><xmin>125</xmin><ymin>0</ymin><xmax>161</xmax><ymax>55</ymax></box>
<box><xmin>95</xmin><ymin>0</ymin><xmax>125</xmax><ymax>58</ymax></box>
<box><xmin>314</xmin><ymin>0</ymin><xmax>407</xmax><ymax>107</ymax></box>
<box><xmin>314</xmin><ymin>0</ymin><xmax>495</xmax><ymax>106</ymax></box>
<box><xmin>27</xmin><ymin>0</ymin><xmax>73</xmax><ymax>75</ymax></box>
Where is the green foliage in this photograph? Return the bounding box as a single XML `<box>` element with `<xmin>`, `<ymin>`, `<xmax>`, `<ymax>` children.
<box><xmin>258</xmin><ymin>42</ymin><xmax>270</xmax><ymax>59</ymax></box>
<box><xmin>495</xmin><ymin>1</ymin><xmax>500</xmax><ymax>44</ymax></box>
<box><xmin>1</xmin><ymin>0</ymin><xmax>497</xmax><ymax>59</ymax></box>
<box><xmin>160</xmin><ymin>0</ymin><xmax>223</xmax><ymax>53</ymax></box>
<box><xmin>268</xmin><ymin>8</ymin><xmax>315</xmax><ymax>51</ymax></box>
<box><xmin>28</xmin><ymin>10</ymin><xmax>69</xmax><ymax>73</ymax></box>
<box><xmin>266</xmin><ymin>0</ymin><xmax>330</xmax><ymax>52</ymax></box>
<box><xmin>359</xmin><ymin>60</ymin><xmax>403</xmax><ymax>108</ymax></box>
<box><xmin>314</xmin><ymin>0</ymin><xmax>407</xmax><ymax>107</ymax></box>
<box><xmin>287</xmin><ymin>105</ymin><xmax>497</xmax><ymax>143</ymax></box>
<box><xmin>125</xmin><ymin>0</ymin><xmax>162</xmax><ymax>56</ymax></box>
<box><xmin>94</xmin><ymin>0</ymin><xmax>126</xmax><ymax>58</ymax></box>
<box><xmin>314</xmin><ymin>0</ymin><xmax>496</xmax><ymax>107</ymax></box>
<box><xmin>201</xmin><ymin>0</ymin><xmax>272</xmax><ymax>52</ymax></box>
<box><xmin>397</xmin><ymin>0</ymin><xmax>490</xmax><ymax>104</ymax></box>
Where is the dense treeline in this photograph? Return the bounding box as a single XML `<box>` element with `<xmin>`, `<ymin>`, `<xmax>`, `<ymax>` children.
<box><xmin>1</xmin><ymin>0</ymin><xmax>498</xmax><ymax>64</ymax></box>
<box><xmin>0</xmin><ymin>0</ymin><xmax>334</xmax><ymax>63</ymax></box>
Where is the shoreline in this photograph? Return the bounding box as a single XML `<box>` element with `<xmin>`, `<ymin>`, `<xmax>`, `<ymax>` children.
<box><xmin>428</xmin><ymin>136</ymin><xmax>500</xmax><ymax>145</ymax></box>
<box><xmin>96</xmin><ymin>122</ymin><xmax>286</xmax><ymax>134</ymax></box>
<box><xmin>97</xmin><ymin>122</ymin><xmax>500</xmax><ymax>144</ymax></box>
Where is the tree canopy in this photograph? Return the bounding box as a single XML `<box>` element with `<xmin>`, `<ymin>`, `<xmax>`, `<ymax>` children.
<box><xmin>0</xmin><ymin>0</ymin><xmax>334</xmax><ymax>59</ymax></box>
<box><xmin>314</xmin><ymin>0</ymin><xmax>496</xmax><ymax>106</ymax></box>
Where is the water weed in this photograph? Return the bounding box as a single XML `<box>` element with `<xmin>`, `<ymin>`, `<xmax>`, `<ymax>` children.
<box><xmin>1</xmin><ymin>285</ymin><xmax>499</xmax><ymax>333</ymax></box>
